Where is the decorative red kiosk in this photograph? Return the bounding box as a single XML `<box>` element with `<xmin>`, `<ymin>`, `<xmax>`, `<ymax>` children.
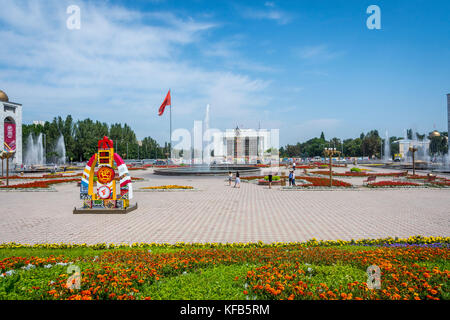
<box><xmin>74</xmin><ymin>136</ymin><xmax>137</xmax><ymax>214</ymax></box>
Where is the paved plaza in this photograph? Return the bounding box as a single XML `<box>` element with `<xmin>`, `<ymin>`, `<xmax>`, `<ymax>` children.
<box><xmin>0</xmin><ymin>167</ymin><xmax>449</xmax><ymax>244</ymax></box>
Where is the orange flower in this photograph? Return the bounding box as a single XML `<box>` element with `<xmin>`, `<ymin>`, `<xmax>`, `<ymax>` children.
<box><xmin>243</xmin><ymin>290</ymin><xmax>248</xmax><ymax>295</ymax></box>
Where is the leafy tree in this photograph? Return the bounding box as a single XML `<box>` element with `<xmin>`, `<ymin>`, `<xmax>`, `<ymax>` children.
<box><xmin>320</xmin><ymin>132</ymin><xmax>325</xmax><ymax>140</ymax></box>
<box><xmin>361</xmin><ymin>130</ymin><xmax>381</xmax><ymax>158</ymax></box>
<box><xmin>429</xmin><ymin>131</ymin><xmax>448</xmax><ymax>155</ymax></box>
<box><xmin>406</xmin><ymin>129</ymin><xmax>413</xmax><ymax>140</ymax></box>
<box><xmin>22</xmin><ymin>115</ymin><xmax>168</xmax><ymax>162</ymax></box>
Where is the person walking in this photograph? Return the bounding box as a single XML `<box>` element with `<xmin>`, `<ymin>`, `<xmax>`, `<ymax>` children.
<box><xmin>292</xmin><ymin>170</ymin><xmax>296</xmax><ymax>186</ymax></box>
<box><xmin>268</xmin><ymin>172</ymin><xmax>273</xmax><ymax>189</ymax></box>
<box><xmin>228</xmin><ymin>171</ymin><xmax>232</xmax><ymax>186</ymax></box>
<box><xmin>288</xmin><ymin>170</ymin><xmax>293</xmax><ymax>186</ymax></box>
<box><xmin>234</xmin><ymin>171</ymin><xmax>241</xmax><ymax>188</ymax></box>
<box><xmin>293</xmin><ymin>161</ymin><xmax>296</xmax><ymax>171</ymax></box>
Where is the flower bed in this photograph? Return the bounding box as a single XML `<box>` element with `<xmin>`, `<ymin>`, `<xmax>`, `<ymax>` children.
<box><xmin>0</xmin><ymin>178</ymin><xmax>80</xmax><ymax>189</ymax></box>
<box><xmin>0</xmin><ymin>173</ymin><xmax>82</xmax><ymax>180</ymax></box>
<box><xmin>298</xmin><ymin>176</ymin><xmax>352</xmax><ymax>188</ymax></box>
<box><xmin>240</xmin><ymin>175</ymin><xmax>265</xmax><ymax>180</ymax></box>
<box><xmin>406</xmin><ymin>175</ymin><xmax>430</xmax><ymax>180</ymax></box>
<box><xmin>258</xmin><ymin>180</ymin><xmax>282</xmax><ymax>185</ymax></box>
<box><xmin>0</xmin><ymin>236</ymin><xmax>448</xmax><ymax>300</ymax></box>
<box><xmin>310</xmin><ymin>171</ymin><xmax>405</xmax><ymax>177</ymax></box>
<box><xmin>311</xmin><ymin>162</ymin><xmax>347</xmax><ymax>168</ymax></box>
<box><xmin>140</xmin><ymin>185</ymin><xmax>193</xmax><ymax>190</ymax></box>
<box><xmin>366</xmin><ymin>181</ymin><xmax>421</xmax><ymax>188</ymax></box>
<box><xmin>429</xmin><ymin>181</ymin><xmax>450</xmax><ymax>187</ymax></box>
<box><xmin>42</xmin><ymin>173</ymin><xmax>63</xmax><ymax>178</ymax></box>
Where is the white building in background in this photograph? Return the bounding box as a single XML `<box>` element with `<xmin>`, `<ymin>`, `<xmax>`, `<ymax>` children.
<box><xmin>0</xmin><ymin>89</ymin><xmax>22</xmax><ymax>166</ymax></box>
<box><xmin>33</xmin><ymin>120</ymin><xmax>45</xmax><ymax>126</ymax></box>
<box><xmin>212</xmin><ymin>127</ymin><xmax>279</xmax><ymax>164</ymax></box>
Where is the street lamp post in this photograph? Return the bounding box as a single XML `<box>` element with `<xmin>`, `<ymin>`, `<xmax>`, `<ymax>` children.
<box><xmin>0</xmin><ymin>151</ymin><xmax>15</xmax><ymax>186</ymax></box>
<box><xmin>165</xmin><ymin>152</ymin><xmax>169</xmax><ymax>168</ymax></box>
<box><xmin>323</xmin><ymin>147</ymin><xmax>341</xmax><ymax>187</ymax></box>
<box><xmin>409</xmin><ymin>146</ymin><xmax>418</xmax><ymax>176</ymax></box>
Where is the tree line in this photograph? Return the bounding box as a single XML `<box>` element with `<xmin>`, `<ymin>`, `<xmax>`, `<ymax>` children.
<box><xmin>23</xmin><ymin>116</ymin><xmax>448</xmax><ymax>161</ymax></box>
<box><xmin>279</xmin><ymin>130</ymin><xmax>448</xmax><ymax>158</ymax></box>
<box><xmin>22</xmin><ymin>116</ymin><xmax>170</xmax><ymax>162</ymax></box>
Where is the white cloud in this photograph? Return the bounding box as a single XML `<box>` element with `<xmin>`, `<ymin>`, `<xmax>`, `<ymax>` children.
<box><xmin>239</xmin><ymin>3</ymin><xmax>292</xmax><ymax>25</ymax></box>
<box><xmin>295</xmin><ymin>44</ymin><xmax>343</xmax><ymax>62</ymax></box>
<box><xmin>0</xmin><ymin>0</ymin><xmax>271</xmax><ymax>142</ymax></box>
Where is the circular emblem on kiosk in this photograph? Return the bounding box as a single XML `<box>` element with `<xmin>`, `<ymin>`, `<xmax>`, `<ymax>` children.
<box><xmin>97</xmin><ymin>166</ymin><xmax>115</xmax><ymax>184</ymax></box>
<box><xmin>98</xmin><ymin>185</ymin><xmax>111</xmax><ymax>199</ymax></box>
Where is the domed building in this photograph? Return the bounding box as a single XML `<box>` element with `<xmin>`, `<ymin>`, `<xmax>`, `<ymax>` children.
<box><xmin>0</xmin><ymin>90</ymin><xmax>22</xmax><ymax>166</ymax></box>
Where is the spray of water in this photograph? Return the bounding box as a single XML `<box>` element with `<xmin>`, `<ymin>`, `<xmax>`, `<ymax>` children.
<box><xmin>55</xmin><ymin>134</ymin><xmax>66</xmax><ymax>165</ymax></box>
<box><xmin>24</xmin><ymin>133</ymin><xmax>45</xmax><ymax>165</ymax></box>
<box><xmin>384</xmin><ymin>130</ymin><xmax>391</xmax><ymax>162</ymax></box>
<box><xmin>203</xmin><ymin>104</ymin><xmax>211</xmax><ymax>164</ymax></box>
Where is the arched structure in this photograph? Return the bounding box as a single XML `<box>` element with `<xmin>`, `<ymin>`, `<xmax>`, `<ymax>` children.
<box><xmin>0</xmin><ymin>90</ymin><xmax>22</xmax><ymax>166</ymax></box>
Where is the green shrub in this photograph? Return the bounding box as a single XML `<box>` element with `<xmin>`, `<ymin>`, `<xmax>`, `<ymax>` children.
<box><xmin>264</xmin><ymin>176</ymin><xmax>280</xmax><ymax>181</ymax></box>
<box><xmin>350</xmin><ymin>167</ymin><xmax>361</xmax><ymax>172</ymax></box>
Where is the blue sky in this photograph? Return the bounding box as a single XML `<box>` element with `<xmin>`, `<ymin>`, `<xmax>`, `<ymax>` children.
<box><xmin>0</xmin><ymin>0</ymin><xmax>449</xmax><ymax>145</ymax></box>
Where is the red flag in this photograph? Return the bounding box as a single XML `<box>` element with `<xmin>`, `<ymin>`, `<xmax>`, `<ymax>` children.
<box><xmin>158</xmin><ymin>90</ymin><xmax>171</xmax><ymax>116</ymax></box>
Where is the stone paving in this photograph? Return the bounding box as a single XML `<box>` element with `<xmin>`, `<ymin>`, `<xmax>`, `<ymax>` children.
<box><xmin>0</xmin><ymin>167</ymin><xmax>449</xmax><ymax>244</ymax></box>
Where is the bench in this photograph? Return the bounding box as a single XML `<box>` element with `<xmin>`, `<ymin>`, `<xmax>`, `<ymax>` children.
<box><xmin>363</xmin><ymin>176</ymin><xmax>376</xmax><ymax>185</ymax></box>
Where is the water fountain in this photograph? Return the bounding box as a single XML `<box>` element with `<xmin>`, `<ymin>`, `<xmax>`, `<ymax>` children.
<box><xmin>54</xmin><ymin>134</ymin><xmax>66</xmax><ymax>165</ymax></box>
<box><xmin>155</xmin><ymin>103</ymin><xmax>260</xmax><ymax>176</ymax></box>
<box><xmin>383</xmin><ymin>130</ymin><xmax>391</xmax><ymax>162</ymax></box>
<box><xmin>203</xmin><ymin>104</ymin><xmax>210</xmax><ymax>165</ymax></box>
<box><xmin>24</xmin><ymin>133</ymin><xmax>45</xmax><ymax>165</ymax></box>
<box><xmin>397</xmin><ymin>129</ymin><xmax>431</xmax><ymax>169</ymax></box>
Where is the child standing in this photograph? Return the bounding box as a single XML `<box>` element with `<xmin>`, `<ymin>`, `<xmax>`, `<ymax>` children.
<box><xmin>228</xmin><ymin>171</ymin><xmax>232</xmax><ymax>186</ymax></box>
<box><xmin>288</xmin><ymin>171</ymin><xmax>293</xmax><ymax>186</ymax></box>
<box><xmin>234</xmin><ymin>171</ymin><xmax>240</xmax><ymax>188</ymax></box>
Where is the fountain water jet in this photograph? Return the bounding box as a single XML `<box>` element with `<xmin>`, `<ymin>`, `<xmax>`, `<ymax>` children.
<box><xmin>384</xmin><ymin>130</ymin><xmax>391</xmax><ymax>162</ymax></box>
<box><xmin>55</xmin><ymin>134</ymin><xmax>66</xmax><ymax>165</ymax></box>
<box><xmin>24</xmin><ymin>133</ymin><xmax>45</xmax><ymax>165</ymax></box>
<box><xmin>203</xmin><ymin>104</ymin><xmax>211</xmax><ymax>164</ymax></box>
